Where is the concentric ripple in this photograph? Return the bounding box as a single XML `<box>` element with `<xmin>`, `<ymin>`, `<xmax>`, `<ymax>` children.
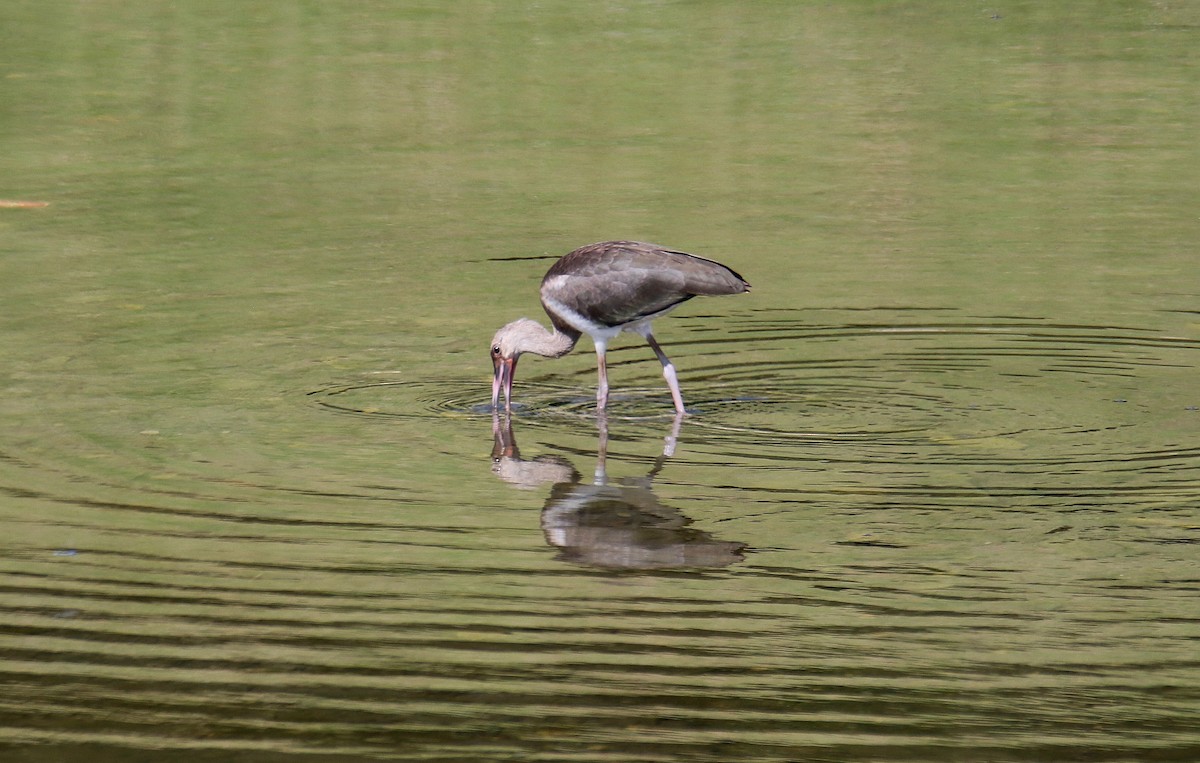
<box><xmin>3</xmin><ymin>310</ymin><xmax>1197</xmax><ymax>761</ymax></box>
<box><xmin>307</xmin><ymin>310</ymin><xmax>1200</xmax><ymax>518</ymax></box>
<box><xmin>313</xmin><ymin>311</ymin><xmax>1200</xmax><ymax>437</ymax></box>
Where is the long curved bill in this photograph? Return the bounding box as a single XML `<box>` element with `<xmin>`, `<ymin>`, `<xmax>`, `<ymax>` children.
<box><xmin>491</xmin><ymin>356</ymin><xmax>518</xmax><ymax>411</ymax></box>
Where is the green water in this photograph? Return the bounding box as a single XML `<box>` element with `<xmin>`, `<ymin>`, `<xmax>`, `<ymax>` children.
<box><xmin>2</xmin><ymin>2</ymin><xmax>1198</xmax><ymax>761</ymax></box>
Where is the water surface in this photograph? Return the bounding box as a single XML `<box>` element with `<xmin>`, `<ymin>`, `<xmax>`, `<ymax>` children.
<box><xmin>1</xmin><ymin>2</ymin><xmax>1198</xmax><ymax>761</ymax></box>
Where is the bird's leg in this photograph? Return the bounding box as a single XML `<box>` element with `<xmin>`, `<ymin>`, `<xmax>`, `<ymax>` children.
<box><xmin>594</xmin><ymin>340</ymin><xmax>609</xmax><ymax>411</ymax></box>
<box><xmin>644</xmin><ymin>333</ymin><xmax>686</xmax><ymax>414</ymax></box>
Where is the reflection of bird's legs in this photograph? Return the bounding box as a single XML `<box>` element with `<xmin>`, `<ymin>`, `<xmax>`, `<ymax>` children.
<box><xmin>663</xmin><ymin>411</ymin><xmax>683</xmax><ymax>459</ymax></box>
<box><xmin>595</xmin><ymin>411</ymin><xmax>609</xmax><ymax>485</ymax></box>
<box><xmin>647</xmin><ymin>412</ymin><xmax>684</xmax><ymax>480</ymax></box>
<box><xmin>594</xmin><ymin>409</ymin><xmax>680</xmax><ymax>484</ymax></box>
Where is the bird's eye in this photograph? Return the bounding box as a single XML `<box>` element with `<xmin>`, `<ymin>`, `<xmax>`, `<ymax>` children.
<box><xmin>491</xmin><ymin>345</ymin><xmax>501</xmax><ymax>356</ymax></box>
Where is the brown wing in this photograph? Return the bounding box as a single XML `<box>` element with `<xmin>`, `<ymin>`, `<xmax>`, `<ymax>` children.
<box><xmin>540</xmin><ymin>241</ymin><xmax>749</xmax><ymax>329</ymax></box>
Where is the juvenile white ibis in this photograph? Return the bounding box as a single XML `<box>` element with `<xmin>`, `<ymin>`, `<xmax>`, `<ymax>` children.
<box><xmin>490</xmin><ymin>240</ymin><xmax>750</xmax><ymax>413</ymax></box>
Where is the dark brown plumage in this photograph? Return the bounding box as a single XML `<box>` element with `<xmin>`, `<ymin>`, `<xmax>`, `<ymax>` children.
<box><xmin>541</xmin><ymin>241</ymin><xmax>749</xmax><ymax>332</ymax></box>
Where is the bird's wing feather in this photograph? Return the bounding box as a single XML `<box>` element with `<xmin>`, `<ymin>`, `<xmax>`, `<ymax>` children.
<box><xmin>541</xmin><ymin>242</ymin><xmax>748</xmax><ymax>329</ymax></box>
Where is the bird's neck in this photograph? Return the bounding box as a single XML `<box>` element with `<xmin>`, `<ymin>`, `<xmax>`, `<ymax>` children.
<box><xmin>530</xmin><ymin>323</ymin><xmax>580</xmax><ymax>358</ymax></box>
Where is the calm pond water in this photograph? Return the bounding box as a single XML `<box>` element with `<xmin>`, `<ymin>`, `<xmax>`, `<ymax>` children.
<box><xmin>2</xmin><ymin>2</ymin><xmax>1198</xmax><ymax>761</ymax></box>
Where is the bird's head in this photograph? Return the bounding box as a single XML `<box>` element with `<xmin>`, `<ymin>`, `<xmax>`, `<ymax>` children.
<box><xmin>490</xmin><ymin>318</ymin><xmax>541</xmax><ymax>411</ymax></box>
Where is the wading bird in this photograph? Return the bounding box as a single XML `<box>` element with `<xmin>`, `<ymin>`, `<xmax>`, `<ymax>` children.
<box><xmin>490</xmin><ymin>240</ymin><xmax>749</xmax><ymax>413</ymax></box>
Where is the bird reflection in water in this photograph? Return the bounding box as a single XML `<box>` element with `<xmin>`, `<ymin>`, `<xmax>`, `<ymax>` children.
<box><xmin>491</xmin><ymin>414</ymin><xmax>746</xmax><ymax>570</ymax></box>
